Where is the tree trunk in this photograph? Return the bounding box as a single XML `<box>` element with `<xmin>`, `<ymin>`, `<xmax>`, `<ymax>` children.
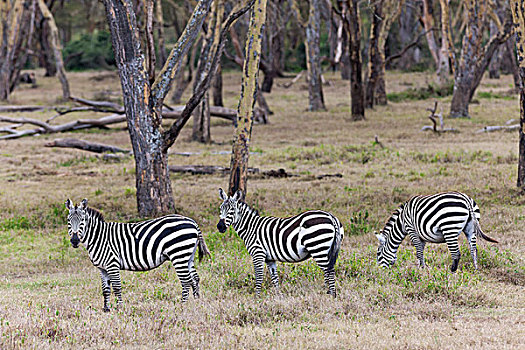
<box><xmin>212</xmin><ymin>63</ymin><xmax>224</xmax><ymax>106</ymax></box>
<box><xmin>0</xmin><ymin>0</ymin><xmax>33</xmax><ymax>101</ymax></box>
<box><xmin>228</xmin><ymin>0</ymin><xmax>267</xmax><ymax>198</ymax></box>
<box><xmin>261</xmin><ymin>0</ymin><xmax>285</xmax><ymax>93</ymax></box>
<box><xmin>488</xmin><ymin>20</ymin><xmax>501</xmax><ymax>79</ymax></box>
<box><xmin>155</xmin><ymin>0</ymin><xmax>168</xmax><ymax>65</ymax></box>
<box><xmin>304</xmin><ymin>0</ymin><xmax>325</xmax><ymax>111</ymax></box>
<box><xmin>437</xmin><ymin>0</ymin><xmax>452</xmax><ymax>85</ymax></box>
<box><xmin>37</xmin><ymin>0</ymin><xmax>70</xmax><ymax>100</ymax></box>
<box><xmin>450</xmin><ymin>0</ymin><xmax>485</xmax><ymax>118</ymax></box>
<box><xmin>103</xmin><ymin>0</ymin><xmax>212</xmax><ymax>217</ymax></box>
<box><xmin>39</xmin><ymin>18</ymin><xmax>56</xmax><ymax>76</ymax></box>
<box><xmin>510</xmin><ymin>0</ymin><xmax>525</xmax><ymax>188</ymax></box>
<box><xmin>365</xmin><ymin>1</ymin><xmax>382</xmax><ymax>109</ymax></box>
<box><xmin>192</xmin><ymin>0</ymin><xmax>223</xmax><ymax>143</ymax></box>
<box><xmin>451</xmin><ymin>1</ymin><xmax>511</xmax><ymax>118</ymax></box>
<box><xmin>340</xmin><ymin>23</ymin><xmax>351</xmax><ymax>80</ymax></box>
<box><xmin>344</xmin><ymin>0</ymin><xmax>364</xmax><ymax>120</ymax></box>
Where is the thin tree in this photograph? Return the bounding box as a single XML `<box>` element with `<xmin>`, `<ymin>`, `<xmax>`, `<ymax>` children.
<box><xmin>228</xmin><ymin>0</ymin><xmax>268</xmax><ymax>198</ymax></box>
<box><xmin>511</xmin><ymin>0</ymin><xmax>525</xmax><ymax>188</ymax></box>
<box><xmin>102</xmin><ymin>0</ymin><xmax>254</xmax><ymax>216</ymax></box>
<box><xmin>0</xmin><ymin>0</ymin><xmax>34</xmax><ymax>101</ymax></box>
<box><xmin>37</xmin><ymin>0</ymin><xmax>70</xmax><ymax>100</ymax></box>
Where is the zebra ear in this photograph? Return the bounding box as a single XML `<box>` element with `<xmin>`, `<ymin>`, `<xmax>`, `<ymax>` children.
<box><xmin>65</xmin><ymin>199</ymin><xmax>73</xmax><ymax>210</ymax></box>
<box><xmin>80</xmin><ymin>198</ymin><xmax>88</xmax><ymax>210</ymax></box>
<box><xmin>233</xmin><ymin>189</ymin><xmax>243</xmax><ymax>201</ymax></box>
<box><xmin>219</xmin><ymin>188</ymin><xmax>227</xmax><ymax>201</ymax></box>
<box><xmin>375</xmin><ymin>232</ymin><xmax>386</xmax><ymax>245</ymax></box>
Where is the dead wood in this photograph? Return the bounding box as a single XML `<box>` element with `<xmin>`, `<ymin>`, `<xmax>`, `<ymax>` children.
<box><xmin>421</xmin><ymin>101</ymin><xmax>459</xmax><ymax>133</ymax></box>
<box><xmin>279</xmin><ymin>70</ymin><xmax>305</xmax><ymax>88</ymax></box>
<box><xmin>169</xmin><ymin>165</ymin><xmax>260</xmax><ymax>175</ymax></box>
<box><xmin>44</xmin><ymin>138</ymin><xmax>131</xmax><ymax>154</ymax></box>
<box><xmin>0</xmin><ymin>105</ymin><xmax>49</xmax><ymax>113</ymax></box>
<box><xmin>475</xmin><ymin>124</ymin><xmax>520</xmax><ymax>133</ymax></box>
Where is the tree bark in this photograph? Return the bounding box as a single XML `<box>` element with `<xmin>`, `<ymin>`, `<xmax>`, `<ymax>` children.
<box><xmin>228</xmin><ymin>0</ymin><xmax>267</xmax><ymax>198</ymax></box>
<box><xmin>156</xmin><ymin>0</ymin><xmax>168</xmax><ymax>65</ymax></box>
<box><xmin>450</xmin><ymin>1</ymin><xmax>511</xmax><ymax>118</ymax></box>
<box><xmin>212</xmin><ymin>63</ymin><xmax>224</xmax><ymax>106</ymax></box>
<box><xmin>510</xmin><ymin>0</ymin><xmax>525</xmax><ymax>189</ymax></box>
<box><xmin>365</xmin><ymin>1</ymin><xmax>382</xmax><ymax>109</ymax></box>
<box><xmin>192</xmin><ymin>0</ymin><xmax>224</xmax><ymax>143</ymax></box>
<box><xmin>305</xmin><ymin>0</ymin><xmax>325</xmax><ymax>111</ymax></box>
<box><xmin>0</xmin><ymin>0</ymin><xmax>33</xmax><ymax>101</ymax></box>
<box><xmin>102</xmin><ymin>0</ymin><xmax>213</xmax><ymax>217</ymax></box>
<box><xmin>343</xmin><ymin>0</ymin><xmax>364</xmax><ymax>120</ymax></box>
<box><xmin>37</xmin><ymin>0</ymin><xmax>70</xmax><ymax>100</ymax></box>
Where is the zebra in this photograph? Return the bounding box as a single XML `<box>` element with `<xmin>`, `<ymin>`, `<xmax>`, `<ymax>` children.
<box><xmin>216</xmin><ymin>189</ymin><xmax>344</xmax><ymax>297</ymax></box>
<box><xmin>65</xmin><ymin>198</ymin><xmax>210</xmax><ymax>310</ymax></box>
<box><xmin>375</xmin><ymin>191</ymin><xmax>498</xmax><ymax>272</ymax></box>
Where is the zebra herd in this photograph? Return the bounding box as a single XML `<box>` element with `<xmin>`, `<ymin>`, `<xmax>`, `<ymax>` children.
<box><xmin>65</xmin><ymin>190</ymin><xmax>498</xmax><ymax>311</ymax></box>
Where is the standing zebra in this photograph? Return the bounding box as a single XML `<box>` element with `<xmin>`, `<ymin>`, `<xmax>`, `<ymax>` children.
<box><xmin>216</xmin><ymin>189</ymin><xmax>344</xmax><ymax>297</ymax></box>
<box><xmin>376</xmin><ymin>192</ymin><xmax>498</xmax><ymax>272</ymax></box>
<box><xmin>66</xmin><ymin>199</ymin><xmax>210</xmax><ymax>310</ymax></box>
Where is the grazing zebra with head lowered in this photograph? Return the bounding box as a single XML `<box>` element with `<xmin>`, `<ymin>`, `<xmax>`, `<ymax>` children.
<box><xmin>216</xmin><ymin>189</ymin><xmax>344</xmax><ymax>297</ymax></box>
<box><xmin>376</xmin><ymin>192</ymin><xmax>498</xmax><ymax>272</ymax></box>
<box><xmin>66</xmin><ymin>199</ymin><xmax>210</xmax><ymax>310</ymax></box>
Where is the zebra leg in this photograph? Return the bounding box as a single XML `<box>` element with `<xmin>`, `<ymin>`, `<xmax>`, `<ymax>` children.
<box><xmin>444</xmin><ymin>232</ymin><xmax>461</xmax><ymax>272</ymax></box>
<box><xmin>252</xmin><ymin>254</ymin><xmax>266</xmax><ymax>297</ymax></box>
<box><xmin>265</xmin><ymin>260</ymin><xmax>280</xmax><ymax>291</ymax></box>
<box><xmin>98</xmin><ymin>268</ymin><xmax>111</xmax><ymax>312</ymax></box>
<box><xmin>409</xmin><ymin>233</ymin><xmax>426</xmax><ymax>268</ymax></box>
<box><xmin>173</xmin><ymin>263</ymin><xmax>192</xmax><ymax>302</ymax></box>
<box><xmin>310</xmin><ymin>253</ymin><xmax>336</xmax><ymax>297</ymax></box>
<box><xmin>189</xmin><ymin>260</ymin><xmax>200</xmax><ymax>299</ymax></box>
<box><xmin>107</xmin><ymin>267</ymin><xmax>123</xmax><ymax>309</ymax></box>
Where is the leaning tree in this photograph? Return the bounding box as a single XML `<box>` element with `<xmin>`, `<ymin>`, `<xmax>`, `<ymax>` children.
<box><xmin>102</xmin><ymin>0</ymin><xmax>255</xmax><ymax>216</ymax></box>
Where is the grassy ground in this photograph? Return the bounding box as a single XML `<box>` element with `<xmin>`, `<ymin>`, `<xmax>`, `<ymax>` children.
<box><xmin>1</xmin><ymin>69</ymin><xmax>524</xmax><ymax>349</ymax></box>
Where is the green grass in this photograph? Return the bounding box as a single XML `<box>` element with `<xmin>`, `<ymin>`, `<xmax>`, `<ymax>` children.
<box><xmin>387</xmin><ymin>82</ymin><xmax>454</xmax><ymax>102</ymax></box>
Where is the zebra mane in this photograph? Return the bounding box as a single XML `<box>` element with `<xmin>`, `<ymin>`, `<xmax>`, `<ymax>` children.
<box><xmin>381</xmin><ymin>204</ymin><xmax>405</xmax><ymax>235</ymax></box>
<box><xmin>239</xmin><ymin>201</ymin><xmax>260</xmax><ymax>216</ymax></box>
<box><xmin>86</xmin><ymin>207</ymin><xmax>105</xmax><ymax>222</ymax></box>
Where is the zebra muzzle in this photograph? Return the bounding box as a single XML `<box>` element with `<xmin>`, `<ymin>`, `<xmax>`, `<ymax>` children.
<box><xmin>217</xmin><ymin>219</ymin><xmax>227</xmax><ymax>233</ymax></box>
<box><xmin>70</xmin><ymin>234</ymin><xmax>80</xmax><ymax>248</ymax></box>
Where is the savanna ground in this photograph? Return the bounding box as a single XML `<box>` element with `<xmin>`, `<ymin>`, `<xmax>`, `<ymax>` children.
<box><xmin>0</xmin><ymin>69</ymin><xmax>524</xmax><ymax>349</ymax></box>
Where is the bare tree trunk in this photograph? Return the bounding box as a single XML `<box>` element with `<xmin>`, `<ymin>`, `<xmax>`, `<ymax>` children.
<box><xmin>192</xmin><ymin>0</ymin><xmax>224</xmax><ymax>143</ymax></box>
<box><xmin>37</xmin><ymin>0</ymin><xmax>70</xmax><ymax>100</ymax></box>
<box><xmin>156</xmin><ymin>0</ymin><xmax>168</xmax><ymax>65</ymax></box>
<box><xmin>261</xmin><ymin>0</ymin><xmax>285</xmax><ymax>93</ymax></box>
<box><xmin>212</xmin><ymin>63</ymin><xmax>223</xmax><ymax>106</ymax></box>
<box><xmin>451</xmin><ymin>1</ymin><xmax>511</xmax><ymax>118</ymax></box>
<box><xmin>365</xmin><ymin>1</ymin><xmax>382</xmax><ymax>109</ymax></box>
<box><xmin>343</xmin><ymin>0</ymin><xmax>364</xmax><ymax>120</ymax></box>
<box><xmin>511</xmin><ymin>0</ymin><xmax>525</xmax><ymax>188</ymax></box>
<box><xmin>488</xmin><ymin>20</ymin><xmax>502</xmax><ymax>79</ymax></box>
<box><xmin>305</xmin><ymin>0</ymin><xmax>325</xmax><ymax>111</ymax></box>
<box><xmin>228</xmin><ymin>0</ymin><xmax>267</xmax><ymax>198</ymax></box>
<box><xmin>103</xmin><ymin>0</ymin><xmax>212</xmax><ymax>216</ymax></box>
<box><xmin>0</xmin><ymin>0</ymin><xmax>33</xmax><ymax>101</ymax></box>
<box><xmin>39</xmin><ymin>17</ymin><xmax>56</xmax><ymax>76</ymax></box>
<box><xmin>340</xmin><ymin>22</ymin><xmax>351</xmax><ymax>80</ymax></box>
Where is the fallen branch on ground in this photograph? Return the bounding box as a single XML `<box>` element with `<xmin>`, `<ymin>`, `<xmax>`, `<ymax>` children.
<box><xmin>475</xmin><ymin>124</ymin><xmax>520</xmax><ymax>133</ymax></box>
<box><xmin>279</xmin><ymin>70</ymin><xmax>305</xmax><ymax>88</ymax></box>
<box><xmin>45</xmin><ymin>138</ymin><xmax>131</xmax><ymax>154</ymax></box>
<box><xmin>421</xmin><ymin>101</ymin><xmax>459</xmax><ymax>133</ymax></box>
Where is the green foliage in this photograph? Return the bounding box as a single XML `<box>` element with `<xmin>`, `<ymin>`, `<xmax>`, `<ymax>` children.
<box><xmin>347</xmin><ymin>210</ymin><xmax>371</xmax><ymax>236</ymax></box>
<box><xmin>387</xmin><ymin>82</ymin><xmax>454</xmax><ymax>102</ymax></box>
<box><xmin>0</xmin><ymin>216</ymin><xmax>31</xmax><ymax>231</ymax></box>
<box><xmin>57</xmin><ymin>156</ymin><xmax>98</xmax><ymax>168</ymax></box>
<box><xmin>63</xmin><ymin>31</ymin><xmax>115</xmax><ymax>71</ymax></box>
<box><xmin>477</xmin><ymin>91</ymin><xmax>515</xmax><ymax>100</ymax></box>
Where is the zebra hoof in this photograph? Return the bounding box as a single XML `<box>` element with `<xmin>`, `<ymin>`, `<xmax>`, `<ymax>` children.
<box><xmin>450</xmin><ymin>260</ymin><xmax>459</xmax><ymax>273</ymax></box>
<box><xmin>103</xmin><ymin>307</ymin><xmax>110</xmax><ymax>313</ymax></box>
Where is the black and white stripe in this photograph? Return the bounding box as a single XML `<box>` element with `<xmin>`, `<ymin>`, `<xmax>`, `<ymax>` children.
<box><xmin>66</xmin><ymin>199</ymin><xmax>210</xmax><ymax>310</ymax></box>
<box><xmin>376</xmin><ymin>192</ymin><xmax>498</xmax><ymax>272</ymax></box>
<box><xmin>216</xmin><ymin>189</ymin><xmax>344</xmax><ymax>297</ymax></box>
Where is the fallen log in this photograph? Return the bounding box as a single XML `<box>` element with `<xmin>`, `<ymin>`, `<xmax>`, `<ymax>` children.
<box><xmin>169</xmin><ymin>165</ymin><xmax>260</xmax><ymax>175</ymax></box>
<box><xmin>475</xmin><ymin>124</ymin><xmax>520</xmax><ymax>133</ymax></box>
<box><xmin>45</xmin><ymin>138</ymin><xmax>131</xmax><ymax>154</ymax></box>
<box><xmin>0</xmin><ymin>105</ymin><xmax>49</xmax><ymax>113</ymax></box>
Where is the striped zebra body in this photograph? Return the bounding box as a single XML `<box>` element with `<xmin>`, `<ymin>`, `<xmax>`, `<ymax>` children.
<box><xmin>217</xmin><ymin>189</ymin><xmax>344</xmax><ymax>297</ymax></box>
<box><xmin>66</xmin><ymin>199</ymin><xmax>209</xmax><ymax>310</ymax></box>
<box><xmin>376</xmin><ymin>192</ymin><xmax>498</xmax><ymax>272</ymax></box>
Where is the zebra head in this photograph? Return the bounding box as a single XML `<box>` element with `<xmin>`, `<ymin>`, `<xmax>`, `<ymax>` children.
<box><xmin>375</xmin><ymin>231</ymin><xmax>394</xmax><ymax>268</ymax></box>
<box><xmin>217</xmin><ymin>188</ymin><xmax>242</xmax><ymax>233</ymax></box>
<box><xmin>65</xmin><ymin>198</ymin><xmax>88</xmax><ymax>248</ymax></box>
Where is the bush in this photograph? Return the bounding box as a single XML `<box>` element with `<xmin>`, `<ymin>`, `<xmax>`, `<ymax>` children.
<box><xmin>63</xmin><ymin>31</ymin><xmax>115</xmax><ymax>71</ymax></box>
<box><xmin>387</xmin><ymin>81</ymin><xmax>454</xmax><ymax>102</ymax></box>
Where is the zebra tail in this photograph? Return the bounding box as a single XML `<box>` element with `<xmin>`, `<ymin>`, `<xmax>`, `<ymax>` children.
<box><xmin>468</xmin><ymin>206</ymin><xmax>498</xmax><ymax>244</ymax></box>
<box><xmin>327</xmin><ymin>215</ymin><xmax>342</xmax><ymax>270</ymax></box>
<box><xmin>197</xmin><ymin>228</ymin><xmax>211</xmax><ymax>262</ymax></box>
